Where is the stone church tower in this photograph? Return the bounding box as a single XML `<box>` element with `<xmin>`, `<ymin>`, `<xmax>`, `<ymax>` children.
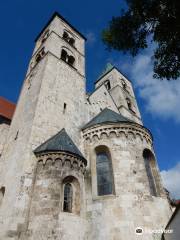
<box><xmin>0</xmin><ymin>12</ymin><xmax>172</xmax><ymax>240</ymax></box>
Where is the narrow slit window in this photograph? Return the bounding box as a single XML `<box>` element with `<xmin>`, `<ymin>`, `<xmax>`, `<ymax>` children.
<box><xmin>63</xmin><ymin>183</ymin><xmax>73</xmax><ymax>212</ymax></box>
<box><xmin>14</xmin><ymin>131</ymin><xmax>19</xmax><ymax>140</ymax></box>
<box><xmin>105</xmin><ymin>80</ymin><xmax>111</xmax><ymax>90</ymax></box>
<box><xmin>126</xmin><ymin>98</ymin><xmax>132</xmax><ymax>111</ymax></box>
<box><xmin>0</xmin><ymin>187</ymin><xmax>5</xmax><ymax>206</ymax></box>
<box><xmin>63</xmin><ymin>103</ymin><xmax>67</xmax><ymax>113</ymax></box>
<box><xmin>122</xmin><ymin>79</ymin><xmax>127</xmax><ymax>89</ymax></box>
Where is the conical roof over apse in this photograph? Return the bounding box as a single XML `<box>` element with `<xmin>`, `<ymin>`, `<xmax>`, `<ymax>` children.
<box><xmin>82</xmin><ymin>108</ymin><xmax>133</xmax><ymax>130</ymax></box>
<box><xmin>34</xmin><ymin>128</ymin><xmax>86</xmax><ymax>162</ymax></box>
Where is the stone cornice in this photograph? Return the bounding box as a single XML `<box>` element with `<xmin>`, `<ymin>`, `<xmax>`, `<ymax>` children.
<box><xmin>35</xmin><ymin>151</ymin><xmax>86</xmax><ymax>174</ymax></box>
<box><xmin>82</xmin><ymin>122</ymin><xmax>153</xmax><ymax>145</ymax></box>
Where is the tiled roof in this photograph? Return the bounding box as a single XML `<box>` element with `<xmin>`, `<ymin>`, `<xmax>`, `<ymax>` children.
<box><xmin>0</xmin><ymin>97</ymin><xmax>16</xmax><ymax>120</ymax></box>
<box><xmin>34</xmin><ymin>128</ymin><xmax>86</xmax><ymax>161</ymax></box>
<box><xmin>82</xmin><ymin>108</ymin><xmax>133</xmax><ymax>130</ymax></box>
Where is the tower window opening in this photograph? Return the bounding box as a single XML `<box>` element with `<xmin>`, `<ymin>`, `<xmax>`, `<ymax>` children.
<box><xmin>35</xmin><ymin>47</ymin><xmax>45</xmax><ymax>64</ymax></box>
<box><xmin>69</xmin><ymin>38</ymin><xmax>75</xmax><ymax>46</ymax></box>
<box><xmin>68</xmin><ymin>56</ymin><xmax>75</xmax><ymax>66</ymax></box>
<box><xmin>0</xmin><ymin>186</ymin><xmax>5</xmax><ymax>206</ymax></box>
<box><xmin>63</xmin><ymin>183</ymin><xmax>73</xmax><ymax>212</ymax></box>
<box><xmin>61</xmin><ymin>49</ymin><xmax>76</xmax><ymax>68</ymax></box>
<box><xmin>121</xmin><ymin>79</ymin><xmax>127</xmax><ymax>89</ymax></box>
<box><xmin>126</xmin><ymin>98</ymin><xmax>133</xmax><ymax>111</ymax></box>
<box><xmin>63</xmin><ymin>31</ymin><xmax>75</xmax><ymax>47</ymax></box>
<box><xmin>41</xmin><ymin>29</ymin><xmax>49</xmax><ymax>43</ymax></box>
<box><xmin>105</xmin><ymin>80</ymin><xmax>111</xmax><ymax>90</ymax></box>
<box><xmin>96</xmin><ymin>146</ymin><xmax>114</xmax><ymax>196</ymax></box>
<box><xmin>63</xmin><ymin>31</ymin><xmax>69</xmax><ymax>40</ymax></box>
<box><xmin>61</xmin><ymin>49</ymin><xmax>68</xmax><ymax>62</ymax></box>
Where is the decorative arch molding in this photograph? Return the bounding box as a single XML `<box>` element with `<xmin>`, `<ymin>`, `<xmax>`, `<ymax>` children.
<box><xmin>36</xmin><ymin>151</ymin><xmax>86</xmax><ymax>174</ymax></box>
<box><xmin>143</xmin><ymin>148</ymin><xmax>162</xmax><ymax>197</ymax></box>
<box><xmin>82</xmin><ymin>123</ymin><xmax>152</xmax><ymax>146</ymax></box>
<box><xmin>61</xmin><ymin>46</ymin><xmax>74</xmax><ymax>56</ymax></box>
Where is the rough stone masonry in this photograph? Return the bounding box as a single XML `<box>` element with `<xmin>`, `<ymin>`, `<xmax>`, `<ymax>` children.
<box><xmin>0</xmin><ymin>12</ymin><xmax>172</xmax><ymax>240</ymax></box>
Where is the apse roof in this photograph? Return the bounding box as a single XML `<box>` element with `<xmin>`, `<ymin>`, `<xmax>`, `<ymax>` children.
<box><xmin>82</xmin><ymin>108</ymin><xmax>133</xmax><ymax>130</ymax></box>
<box><xmin>34</xmin><ymin>128</ymin><xmax>85</xmax><ymax>160</ymax></box>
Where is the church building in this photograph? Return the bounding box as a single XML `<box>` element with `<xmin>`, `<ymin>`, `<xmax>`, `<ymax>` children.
<box><xmin>0</xmin><ymin>12</ymin><xmax>172</xmax><ymax>240</ymax></box>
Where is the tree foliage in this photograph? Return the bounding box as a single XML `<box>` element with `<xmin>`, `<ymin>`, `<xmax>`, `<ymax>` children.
<box><xmin>102</xmin><ymin>0</ymin><xmax>180</xmax><ymax>80</ymax></box>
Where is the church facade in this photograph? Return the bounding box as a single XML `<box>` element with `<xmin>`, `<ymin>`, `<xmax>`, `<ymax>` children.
<box><xmin>0</xmin><ymin>12</ymin><xmax>172</xmax><ymax>240</ymax></box>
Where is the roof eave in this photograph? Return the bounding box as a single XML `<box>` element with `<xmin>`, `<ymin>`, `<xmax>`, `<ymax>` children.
<box><xmin>34</xmin><ymin>149</ymin><xmax>87</xmax><ymax>165</ymax></box>
<box><xmin>35</xmin><ymin>12</ymin><xmax>87</xmax><ymax>42</ymax></box>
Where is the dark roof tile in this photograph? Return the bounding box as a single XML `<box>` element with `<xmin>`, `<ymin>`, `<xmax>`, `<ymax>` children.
<box><xmin>82</xmin><ymin>108</ymin><xmax>133</xmax><ymax>129</ymax></box>
<box><xmin>34</xmin><ymin>128</ymin><xmax>85</xmax><ymax>161</ymax></box>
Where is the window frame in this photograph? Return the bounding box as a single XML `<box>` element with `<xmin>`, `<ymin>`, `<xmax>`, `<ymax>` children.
<box><xmin>93</xmin><ymin>145</ymin><xmax>115</xmax><ymax>198</ymax></box>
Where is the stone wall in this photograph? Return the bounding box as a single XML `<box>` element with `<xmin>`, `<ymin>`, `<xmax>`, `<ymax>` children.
<box><xmin>83</xmin><ymin>123</ymin><xmax>172</xmax><ymax>240</ymax></box>
<box><xmin>0</xmin><ymin>120</ymin><xmax>10</xmax><ymax>156</ymax></box>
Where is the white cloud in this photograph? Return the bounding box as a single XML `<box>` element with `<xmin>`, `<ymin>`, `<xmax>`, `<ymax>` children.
<box><xmin>161</xmin><ymin>162</ymin><xmax>180</xmax><ymax>199</ymax></box>
<box><xmin>120</xmin><ymin>47</ymin><xmax>180</xmax><ymax>122</ymax></box>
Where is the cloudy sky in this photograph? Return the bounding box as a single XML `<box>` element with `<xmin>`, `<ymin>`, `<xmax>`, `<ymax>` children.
<box><xmin>0</xmin><ymin>0</ymin><xmax>179</xmax><ymax>199</ymax></box>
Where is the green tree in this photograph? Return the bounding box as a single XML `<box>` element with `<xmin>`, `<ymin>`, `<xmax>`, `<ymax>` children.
<box><xmin>102</xmin><ymin>0</ymin><xmax>180</xmax><ymax>80</ymax></box>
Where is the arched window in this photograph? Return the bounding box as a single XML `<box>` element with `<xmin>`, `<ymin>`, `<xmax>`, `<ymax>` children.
<box><xmin>35</xmin><ymin>47</ymin><xmax>45</xmax><ymax>64</ymax></box>
<box><xmin>63</xmin><ymin>31</ymin><xmax>76</xmax><ymax>47</ymax></box>
<box><xmin>63</xmin><ymin>183</ymin><xmax>73</xmax><ymax>212</ymax></box>
<box><xmin>121</xmin><ymin>79</ymin><xmax>127</xmax><ymax>89</ymax></box>
<box><xmin>61</xmin><ymin>49</ymin><xmax>68</xmax><ymax>62</ymax></box>
<box><xmin>143</xmin><ymin>149</ymin><xmax>160</xmax><ymax>197</ymax></box>
<box><xmin>41</xmin><ymin>29</ymin><xmax>49</xmax><ymax>43</ymax></box>
<box><xmin>62</xmin><ymin>176</ymin><xmax>80</xmax><ymax>214</ymax></box>
<box><xmin>95</xmin><ymin>146</ymin><xmax>114</xmax><ymax>196</ymax></box>
<box><xmin>68</xmin><ymin>55</ymin><xmax>75</xmax><ymax>66</ymax></box>
<box><xmin>69</xmin><ymin>37</ymin><xmax>75</xmax><ymax>46</ymax></box>
<box><xmin>104</xmin><ymin>80</ymin><xmax>111</xmax><ymax>90</ymax></box>
<box><xmin>0</xmin><ymin>186</ymin><xmax>5</xmax><ymax>206</ymax></box>
<box><xmin>61</xmin><ymin>49</ymin><xmax>76</xmax><ymax>68</ymax></box>
<box><xmin>63</xmin><ymin>31</ymin><xmax>69</xmax><ymax>40</ymax></box>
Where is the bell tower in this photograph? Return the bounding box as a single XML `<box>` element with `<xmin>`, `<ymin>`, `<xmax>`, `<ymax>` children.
<box><xmin>94</xmin><ymin>63</ymin><xmax>142</xmax><ymax>124</ymax></box>
<box><xmin>0</xmin><ymin>12</ymin><xmax>87</xmax><ymax>239</ymax></box>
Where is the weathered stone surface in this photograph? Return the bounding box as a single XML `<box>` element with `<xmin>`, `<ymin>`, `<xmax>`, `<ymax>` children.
<box><xmin>0</xmin><ymin>12</ymin><xmax>172</xmax><ymax>240</ymax></box>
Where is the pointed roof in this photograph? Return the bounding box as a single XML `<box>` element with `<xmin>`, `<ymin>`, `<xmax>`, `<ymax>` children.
<box><xmin>35</xmin><ymin>12</ymin><xmax>87</xmax><ymax>42</ymax></box>
<box><xmin>95</xmin><ymin>64</ymin><xmax>131</xmax><ymax>84</ymax></box>
<box><xmin>34</xmin><ymin>128</ymin><xmax>85</xmax><ymax>160</ymax></box>
<box><xmin>97</xmin><ymin>63</ymin><xmax>114</xmax><ymax>80</ymax></box>
<box><xmin>82</xmin><ymin>108</ymin><xmax>133</xmax><ymax>130</ymax></box>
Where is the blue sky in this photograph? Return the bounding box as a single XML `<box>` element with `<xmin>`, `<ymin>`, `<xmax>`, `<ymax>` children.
<box><xmin>0</xmin><ymin>0</ymin><xmax>179</xmax><ymax>198</ymax></box>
